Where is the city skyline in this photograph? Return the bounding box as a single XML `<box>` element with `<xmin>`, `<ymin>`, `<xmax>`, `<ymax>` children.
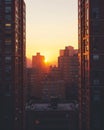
<box><xmin>25</xmin><ymin>0</ymin><xmax>78</xmax><ymax>64</ymax></box>
<box><xmin>0</xmin><ymin>1</ymin><xmax>104</xmax><ymax>130</ymax></box>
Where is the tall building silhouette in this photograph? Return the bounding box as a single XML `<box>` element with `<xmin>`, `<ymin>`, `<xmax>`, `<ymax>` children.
<box><xmin>32</xmin><ymin>52</ymin><xmax>45</xmax><ymax>72</ymax></box>
<box><xmin>58</xmin><ymin>46</ymin><xmax>78</xmax><ymax>82</ymax></box>
<box><xmin>0</xmin><ymin>0</ymin><xmax>26</xmax><ymax>130</ymax></box>
<box><xmin>78</xmin><ymin>0</ymin><xmax>104</xmax><ymax>130</ymax></box>
<box><xmin>58</xmin><ymin>46</ymin><xmax>79</xmax><ymax>100</ymax></box>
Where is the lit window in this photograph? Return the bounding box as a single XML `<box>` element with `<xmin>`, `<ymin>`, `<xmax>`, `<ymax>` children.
<box><xmin>5</xmin><ymin>23</ymin><xmax>11</xmax><ymax>27</ymax></box>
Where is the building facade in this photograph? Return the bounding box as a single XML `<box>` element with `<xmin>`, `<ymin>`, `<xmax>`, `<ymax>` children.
<box><xmin>58</xmin><ymin>46</ymin><xmax>79</xmax><ymax>82</ymax></box>
<box><xmin>0</xmin><ymin>0</ymin><xmax>26</xmax><ymax>130</ymax></box>
<box><xmin>26</xmin><ymin>68</ymin><xmax>43</xmax><ymax>100</ymax></box>
<box><xmin>32</xmin><ymin>52</ymin><xmax>46</xmax><ymax>72</ymax></box>
<box><xmin>78</xmin><ymin>0</ymin><xmax>104</xmax><ymax>130</ymax></box>
<box><xmin>58</xmin><ymin>46</ymin><xmax>79</xmax><ymax>100</ymax></box>
<box><xmin>41</xmin><ymin>79</ymin><xmax>65</xmax><ymax>100</ymax></box>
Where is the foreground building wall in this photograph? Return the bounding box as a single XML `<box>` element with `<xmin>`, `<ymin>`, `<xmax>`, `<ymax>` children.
<box><xmin>78</xmin><ymin>0</ymin><xmax>104</xmax><ymax>130</ymax></box>
<box><xmin>0</xmin><ymin>0</ymin><xmax>26</xmax><ymax>130</ymax></box>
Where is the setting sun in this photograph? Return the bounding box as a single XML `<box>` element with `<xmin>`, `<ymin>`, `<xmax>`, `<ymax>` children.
<box><xmin>44</xmin><ymin>59</ymin><xmax>48</xmax><ymax>63</ymax></box>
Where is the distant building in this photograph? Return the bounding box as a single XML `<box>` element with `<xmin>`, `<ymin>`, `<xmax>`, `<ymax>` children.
<box><xmin>78</xmin><ymin>0</ymin><xmax>104</xmax><ymax>130</ymax></box>
<box><xmin>26</xmin><ymin>68</ymin><xmax>43</xmax><ymax>100</ymax></box>
<box><xmin>28</xmin><ymin>53</ymin><xmax>49</xmax><ymax>100</ymax></box>
<box><xmin>40</xmin><ymin>66</ymin><xmax>65</xmax><ymax>100</ymax></box>
<box><xmin>58</xmin><ymin>46</ymin><xmax>79</xmax><ymax>100</ymax></box>
<box><xmin>0</xmin><ymin>0</ymin><xmax>26</xmax><ymax>130</ymax></box>
<box><xmin>32</xmin><ymin>52</ymin><xmax>46</xmax><ymax>72</ymax></box>
<box><xmin>41</xmin><ymin>79</ymin><xmax>65</xmax><ymax>100</ymax></box>
<box><xmin>58</xmin><ymin>46</ymin><xmax>79</xmax><ymax>82</ymax></box>
<box><xmin>49</xmin><ymin>66</ymin><xmax>61</xmax><ymax>80</ymax></box>
<box><xmin>26</xmin><ymin>102</ymin><xmax>78</xmax><ymax>130</ymax></box>
<box><xmin>26</xmin><ymin>68</ymin><xmax>35</xmax><ymax>100</ymax></box>
<box><xmin>60</xmin><ymin>46</ymin><xmax>75</xmax><ymax>56</ymax></box>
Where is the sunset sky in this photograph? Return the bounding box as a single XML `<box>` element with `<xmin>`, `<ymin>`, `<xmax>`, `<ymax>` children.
<box><xmin>25</xmin><ymin>0</ymin><xmax>78</xmax><ymax>64</ymax></box>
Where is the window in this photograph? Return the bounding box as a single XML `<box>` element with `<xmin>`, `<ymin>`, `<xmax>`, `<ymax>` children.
<box><xmin>5</xmin><ymin>39</ymin><xmax>11</xmax><ymax>45</ymax></box>
<box><xmin>5</xmin><ymin>7</ymin><xmax>11</xmax><ymax>13</ymax></box>
<box><xmin>5</xmin><ymin>15</ymin><xmax>11</xmax><ymax>21</ymax></box>
<box><xmin>92</xmin><ymin>8</ymin><xmax>99</xmax><ymax>19</ymax></box>
<box><xmin>5</xmin><ymin>46</ymin><xmax>12</xmax><ymax>54</ymax></box>
<box><xmin>93</xmin><ymin>54</ymin><xmax>99</xmax><ymax>60</ymax></box>
<box><xmin>5</xmin><ymin>29</ymin><xmax>11</xmax><ymax>34</ymax></box>
<box><xmin>5</xmin><ymin>23</ymin><xmax>12</xmax><ymax>30</ymax></box>
<box><xmin>5</xmin><ymin>0</ymin><xmax>12</xmax><ymax>4</ymax></box>
<box><xmin>5</xmin><ymin>56</ymin><xmax>11</xmax><ymax>63</ymax></box>
<box><xmin>5</xmin><ymin>33</ymin><xmax>11</xmax><ymax>38</ymax></box>
<box><xmin>5</xmin><ymin>65</ymin><xmax>11</xmax><ymax>72</ymax></box>
<box><xmin>5</xmin><ymin>56</ymin><xmax>11</xmax><ymax>60</ymax></box>
<box><xmin>93</xmin><ymin>79</ymin><xmax>99</xmax><ymax>85</ymax></box>
<box><xmin>5</xmin><ymin>23</ymin><xmax>11</xmax><ymax>27</ymax></box>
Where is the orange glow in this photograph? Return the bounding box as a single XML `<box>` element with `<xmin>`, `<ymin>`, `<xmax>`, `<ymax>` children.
<box><xmin>26</xmin><ymin>47</ymin><xmax>59</xmax><ymax>65</ymax></box>
<box><xmin>44</xmin><ymin>59</ymin><xmax>48</xmax><ymax>63</ymax></box>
